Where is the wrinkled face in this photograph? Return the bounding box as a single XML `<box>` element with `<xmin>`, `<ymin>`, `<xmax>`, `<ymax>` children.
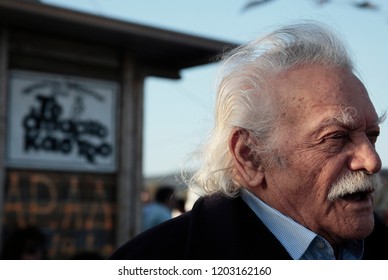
<box><xmin>260</xmin><ymin>64</ymin><xmax>382</xmax><ymax>246</ymax></box>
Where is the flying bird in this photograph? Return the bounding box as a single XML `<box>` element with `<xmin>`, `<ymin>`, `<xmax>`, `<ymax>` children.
<box><xmin>354</xmin><ymin>1</ymin><xmax>378</xmax><ymax>10</ymax></box>
<box><xmin>241</xmin><ymin>0</ymin><xmax>275</xmax><ymax>13</ymax></box>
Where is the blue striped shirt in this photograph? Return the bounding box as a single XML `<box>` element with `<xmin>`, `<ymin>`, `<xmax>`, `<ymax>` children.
<box><xmin>240</xmin><ymin>189</ymin><xmax>363</xmax><ymax>260</ymax></box>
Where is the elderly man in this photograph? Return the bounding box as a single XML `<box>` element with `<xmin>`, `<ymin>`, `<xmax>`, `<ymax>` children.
<box><xmin>110</xmin><ymin>21</ymin><xmax>388</xmax><ymax>260</ymax></box>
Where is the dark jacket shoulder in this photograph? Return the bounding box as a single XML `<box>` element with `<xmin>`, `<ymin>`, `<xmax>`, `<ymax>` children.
<box><xmin>109</xmin><ymin>194</ymin><xmax>290</xmax><ymax>260</ymax></box>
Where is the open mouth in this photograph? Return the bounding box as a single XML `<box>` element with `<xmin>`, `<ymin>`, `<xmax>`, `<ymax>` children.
<box><xmin>341</xmin><ymin>190</ymin><xmax>373</xmax><ymax>201</ymax></box>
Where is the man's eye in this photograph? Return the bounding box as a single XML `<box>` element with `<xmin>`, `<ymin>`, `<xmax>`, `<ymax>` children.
<box><xmin>326</xmin><ymin>132</ymin><xmax>348</xmax><ymax>141</ymax></box>
<box><xmin>321</xmin><ymin>132</ymin><xmax>348</xmax><ymax>154</ymax></box>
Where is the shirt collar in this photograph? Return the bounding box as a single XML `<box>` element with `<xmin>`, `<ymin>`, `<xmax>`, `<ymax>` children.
<box><xmin>240</xmin><ymin>189</ymin><xmax>364</xmax><ymax>259</ymax></box>
<box><xmin>241</xmin><ymin>189</ymin><xmax>316</xmax><ymax>259</ymax></box>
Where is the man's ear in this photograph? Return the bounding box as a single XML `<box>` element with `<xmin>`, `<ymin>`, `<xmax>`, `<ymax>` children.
<box><xmin>229</xmin><ymin>129</ymin><xmax>265</xmax><ymax>188</ymax></box>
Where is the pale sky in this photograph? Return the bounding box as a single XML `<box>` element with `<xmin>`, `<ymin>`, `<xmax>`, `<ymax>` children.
<box><xmin>42</xmin><ymin>0</ymin><xmax>388</xmax><ymax>177</ymax></box>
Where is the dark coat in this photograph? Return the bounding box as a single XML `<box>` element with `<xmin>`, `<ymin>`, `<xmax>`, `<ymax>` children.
<box><xmin>109</xmin><ymin>194</ymin><xmax>388</xmax><ymax>260</ymax></box>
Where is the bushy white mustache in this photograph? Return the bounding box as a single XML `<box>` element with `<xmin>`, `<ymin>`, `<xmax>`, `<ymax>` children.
<box><xmin>327</xmin><ymin>172</ymin><xmax>382</xmax><ymax>202</ymax></box>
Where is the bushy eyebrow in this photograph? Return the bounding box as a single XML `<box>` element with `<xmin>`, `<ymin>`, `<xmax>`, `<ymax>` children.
<box><xmin>318</xmin><ymin>108</ymin><xmax>384</xmax><ymax>131</ymax></box>
<box><xmin>320</xmin><ymin>108</ymin><xmax>357</xmax><ymax>129</ymax></box>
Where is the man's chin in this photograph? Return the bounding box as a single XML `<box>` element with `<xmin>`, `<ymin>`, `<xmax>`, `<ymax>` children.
<box><xmin>341</xmin><ymin>216</ymin><xmax>375</xmax><ymax>240</ymax></box>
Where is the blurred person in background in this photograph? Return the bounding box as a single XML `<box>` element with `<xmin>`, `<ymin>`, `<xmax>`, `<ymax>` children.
<box><xmin>142</xmin><ymin>185</ymin><xmax>175</xmax><ymax>231</ymax></box>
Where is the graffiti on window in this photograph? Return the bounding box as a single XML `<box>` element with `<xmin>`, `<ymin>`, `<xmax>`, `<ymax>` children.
<box><xmin>2</xmin><ymin>170</ymin><xmax>116</xmax><ymax>259</ymax></box>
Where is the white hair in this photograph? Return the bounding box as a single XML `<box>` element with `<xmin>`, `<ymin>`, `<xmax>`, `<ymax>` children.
<box><xmin>183</xmin><ymin>20</ymin><xmax>354</xmax><ymax>197</ymax></box>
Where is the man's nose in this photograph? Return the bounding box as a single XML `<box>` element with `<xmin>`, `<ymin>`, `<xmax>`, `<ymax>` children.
<box><xmin>347</xmin><ymin>136</ymin><xmax>382</xmax><ymax>174</ymax></box>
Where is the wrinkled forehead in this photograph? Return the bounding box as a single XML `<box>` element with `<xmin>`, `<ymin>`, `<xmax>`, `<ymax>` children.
<box><xmin>271</xmin><ymin>64</ymin><xmax>378</xmax><ymax>126</ymax></box>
